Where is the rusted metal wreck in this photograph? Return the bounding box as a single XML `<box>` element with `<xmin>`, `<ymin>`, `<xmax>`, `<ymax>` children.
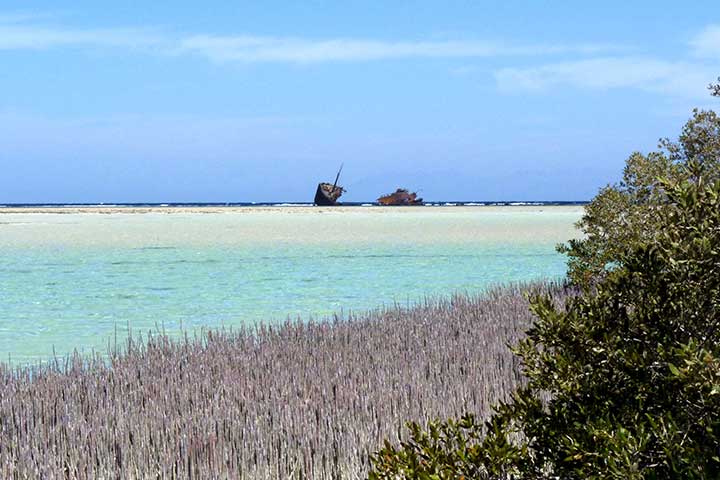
<box><xmin>377</xmin><ymin>188</ymin><xmax>423</xmax><ymax>206</ymax></box>
<box><xmin>314</xmin><ymin>165</ymin><xmax>345</xmax><ymax>206</ymax></box>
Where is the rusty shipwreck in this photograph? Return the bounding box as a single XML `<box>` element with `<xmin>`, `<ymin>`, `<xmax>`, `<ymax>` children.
<box><xmin>314</xmin><ymin>165</ymin><xmax>345</xmax><ymax>206</ymax></box>
<box><xmin>377</xmin><ymin>188</ymin><xmax>423</xmax><ymax>206</ymax></box>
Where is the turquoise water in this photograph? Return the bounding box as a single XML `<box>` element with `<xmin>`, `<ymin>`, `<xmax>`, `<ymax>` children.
<box><xmin>0</xmin><ymin>206</ymin><xmax>581</xmax><ymax>362</ymax></box>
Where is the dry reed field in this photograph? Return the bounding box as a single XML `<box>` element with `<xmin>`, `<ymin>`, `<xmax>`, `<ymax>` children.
<box><xmin>0</xmin><ymin>282</ymin><xmax>564</xmax><ymax>479</ymax></box>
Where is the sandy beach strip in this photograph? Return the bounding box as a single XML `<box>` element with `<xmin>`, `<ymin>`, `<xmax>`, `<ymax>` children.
<box><xmin>0</xmin><ymin>204</ymin><xmax>583</xmax><ymax>215</ymax></box>
<box><xmin>0</xmin><ymin>205</ymin><xmax>584</xmax><ymax>249</ymax></box>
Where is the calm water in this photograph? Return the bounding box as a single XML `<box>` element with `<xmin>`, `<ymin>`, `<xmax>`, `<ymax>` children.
<box><xmin>0</xmin><ymin>206</ymin><xmax>582</xmax><ymax>362</ymax></box>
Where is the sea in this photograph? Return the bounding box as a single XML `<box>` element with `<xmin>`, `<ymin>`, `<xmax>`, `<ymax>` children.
<box><xmin>0</xmin><ymin>203</ymin><xmax>583</xmax><ymax>363</ymax></box>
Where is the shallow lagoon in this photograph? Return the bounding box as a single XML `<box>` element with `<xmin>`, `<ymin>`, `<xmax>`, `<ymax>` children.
<box><xmin>0</xmin><ymin>206</ymin><xmax>582</xmax><ymax>362</ymax></box>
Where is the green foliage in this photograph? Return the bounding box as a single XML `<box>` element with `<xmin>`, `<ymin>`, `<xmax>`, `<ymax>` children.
<box><xmin>369</xmin><ymin>415</ymin><xmax>487</xmax><ymax>479</ymax></box>
<box><xmin>369</xmin><ymin>413</ymin><xmax>531</xmax><ymax>479</ymax></box>
<box><xmin>559</xmin><ymin>92</ymin><xmax>719</xmax><ymax>285</ymax></box>
<box><xmin>370</xmin><ymin>86</ymin><xmax>720</xmax><ymax>478</ymax></box>
<box><xmin>502</xmin><ymin>167</ymin><xmax>720</xmax><ymax>478</ymax></box>
<box><xmin>559</xmin><ymin>151</ymin><xmax>673</xmax><ymax>284</ymax></box>
<box><xmin>370</xmin><ymin>162</ymin><xmax>720</xmax><ymax>479</ymax></box>
<box><xmin>710</xmin><ymin>77</ymin><xmax>720</xmax><ymax>98</ymax></box>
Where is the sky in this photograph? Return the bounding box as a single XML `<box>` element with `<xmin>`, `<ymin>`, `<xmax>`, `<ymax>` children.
<box><xmin>1</xmin><ymin>1</ymin><xmax>719</xmax><ymax>203</ymax></box>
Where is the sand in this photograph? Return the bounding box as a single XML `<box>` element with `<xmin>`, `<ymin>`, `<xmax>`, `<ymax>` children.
<box><xmin>0</xmin><ymin>205</ymin><xmax>583</xmax><ymax>248</ymax></box>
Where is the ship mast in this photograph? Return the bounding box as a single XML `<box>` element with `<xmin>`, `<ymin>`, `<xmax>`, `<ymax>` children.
<box><xmin>332</xmin><ymin>163</ymin><xmax>344</xmax><ymax>191</ymax></box>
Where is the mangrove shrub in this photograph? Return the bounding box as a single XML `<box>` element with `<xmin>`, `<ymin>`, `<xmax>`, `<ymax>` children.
<box><xmin>369</xmin><ymin>83</ymin><xmax>720</xmax><ymax>479</ymax></box>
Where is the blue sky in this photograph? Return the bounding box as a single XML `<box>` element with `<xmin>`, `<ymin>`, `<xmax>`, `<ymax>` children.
<box><xmin>1</xmin><ymin>2</ymin><xmax>718</xmax><ymax>203</ymax></box>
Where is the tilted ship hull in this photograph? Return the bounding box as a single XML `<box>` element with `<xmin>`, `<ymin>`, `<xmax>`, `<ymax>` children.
<box><xmin>314</xmin><ymin>182</ymin><xmax>344</xmax><ymax>206</ymax></box>
<box><xmin>314</xmin><ymin>164</ymin><xmax>345</xmax><ymax>206</ymax></box>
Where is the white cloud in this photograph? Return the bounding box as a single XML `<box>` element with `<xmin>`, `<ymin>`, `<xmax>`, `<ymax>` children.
<box><xmin>0</xmin><ymin>23</ymin><xmax>164</xmax><ymax>50</ymax></box>
<box><xmin>494</xmin><ymin>57</ymin><xmax>718</xmax><ymax>98</ymax></box>
<box><xmin>0</xmin><ymin>14</ymin><xmax>621</xmax><ymax>62</ymax></box>
<box><xmin>177</xmin><ymin>35</ymin><xmax>619</xmax><ymax>63</ymax></box>
<box><xmin>0</xmin><ymin>12</ymin><xmax>55</xmax><ymax>24</ymax></box>
<box><xmin>0</xmin><ymin>12</ymin><xmax>715</xmax><ymax>103</ymax></box>
<box><xmin>690</xmin><ymin>24</ymin><xmax>720</xmax><ymax>59</ymax></box>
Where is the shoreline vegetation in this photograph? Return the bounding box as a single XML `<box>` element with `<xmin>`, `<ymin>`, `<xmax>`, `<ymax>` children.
<box><xmin>0</xmin><ymin>282</ymin><xmax>566</xmax><ymax>479</ymax></box>
<box><xmin>370</xmin><ymin>80</ymin><xmax>720</xmax><ymax>477</ymax></box>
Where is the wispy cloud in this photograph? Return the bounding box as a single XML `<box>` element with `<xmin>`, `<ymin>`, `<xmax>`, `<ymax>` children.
<box><xmin>0</xmin><ymin>12</ymin><xmax>57</xmax><ymax>24</ymax></box>
<box><xmin>495</xmin><ymin>57</ymin><xmax>718</xmax><ymax>98</ymax></box>
<box><xmin>0</xmin><ymin>14</ymin><xmax>621</xmax><ymax>62</ymax></box>
<box><xmin>493</xmin><ymin>23</ymin><xmax>720</xmax><ymax>98</ymax></box>
<box><xmin>0</xmin><ymin>24</ymin><xmax>165</xmax><ymax>50</ymax></box>
<box><xmin>2</xmin><ymin>12</ymin><xmax>715</xmax><ymax>102</ymax></box>
<box><xmin>177</xmin><ymin>35</ymin><xmax>619</xmax><ymax>63</ymax></box>
<box><xmin>690</xmin><ymin>24</ymin><xmax>720</xmax><ymax>59</ymax></box>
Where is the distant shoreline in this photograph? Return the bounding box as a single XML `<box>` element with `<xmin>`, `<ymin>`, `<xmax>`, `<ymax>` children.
<box><xmin>0</xmin><ymin>201</ymin><xmax>587</xmax><ymax>215</ymax></box>
<box><xmin>0</xmin><ymin>201</ymin><xmax>588</xmax><ymax>208</ymax></box>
